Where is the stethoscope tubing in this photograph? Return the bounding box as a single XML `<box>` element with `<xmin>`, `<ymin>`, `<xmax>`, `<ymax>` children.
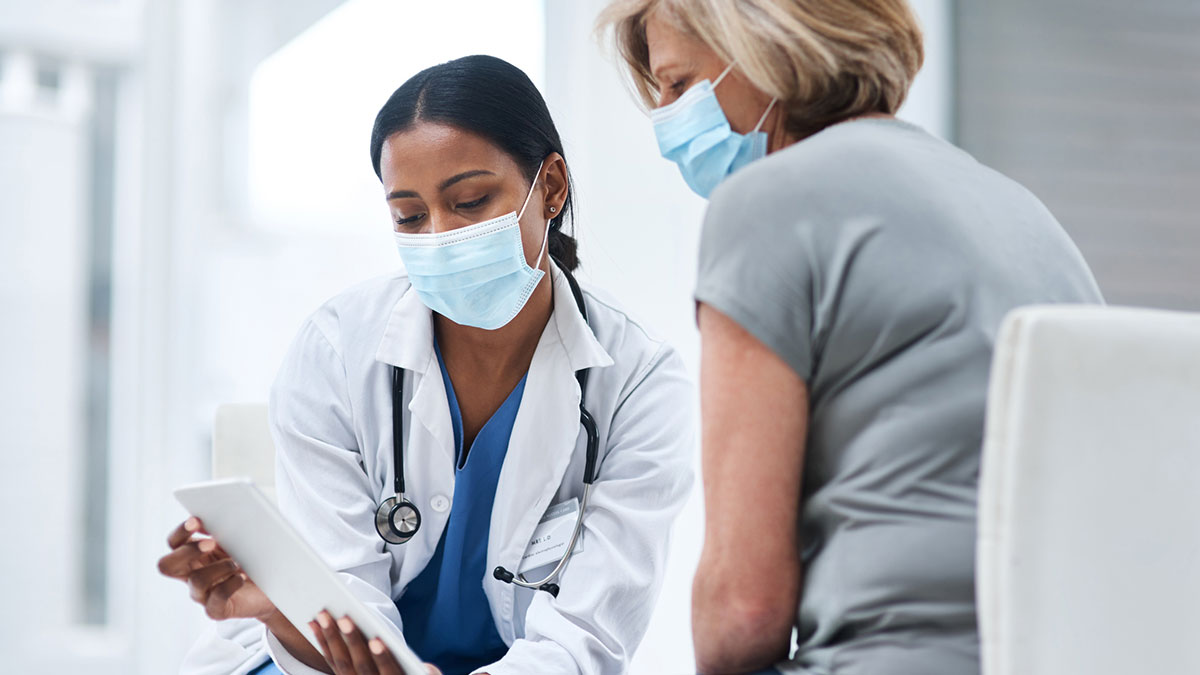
<box><xmin>506</xmin><ymin>483</ymin><xmax>592</xmax><ymax>591</ymax></box>
<box><xmin>378</xmin><ymin>264</ymin><xmax>598</xmax><ymax>595</ymax></box>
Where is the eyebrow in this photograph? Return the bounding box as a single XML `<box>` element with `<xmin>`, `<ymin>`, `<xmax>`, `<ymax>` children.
<box><xmin>650</xmin><ymin>58</ymin><xmax>683</xmax><ymax>86</ymax></box>
<box><xmin>386</xmin><ymin>169</ymin><xmax>496</xmax><ymax>200</ymax></box>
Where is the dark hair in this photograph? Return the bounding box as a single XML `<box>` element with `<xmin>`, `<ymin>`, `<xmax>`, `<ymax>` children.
<box><xmin>370</xmin><ymin>55</ymin><xmax>579</xmax><ymax>270</ymax></box>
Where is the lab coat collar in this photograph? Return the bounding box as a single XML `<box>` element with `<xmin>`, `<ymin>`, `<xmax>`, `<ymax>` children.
<box><xmin>546</xmin><ymin>263</ymin><xmax>615</xmax><ymax>373</ymax></box>
<box><xmin>371</xmin><ymin>266</ymin><xmax>615</xmax><ymax>507</ymax></box>
<box><xmin>375</xmin><ymin>280</ymin><xmax>435</xmax><ymax>374</ymax></box>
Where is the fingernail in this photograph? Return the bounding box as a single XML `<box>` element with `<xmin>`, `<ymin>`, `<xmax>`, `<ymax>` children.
<box><xmin>184</xmin><ymin>517</ymin><xmax>199</xmax><ymax>532</ymax></box>
<box><xmin>316</xmin><ymin>612</ymin><xmax>331</xmax><ymax>629</ymax></box>
<box><xmin>198</xmin><ymin>539</ymin><xmax>216</xmax><ymax>553</ymax></box>
<box><xmin>338</xmin><ymin>617</ymin><xmax>354</xmax><ymax>634</ymax></box>
<box><xmin>369</xmin><ymin>638</ymin><xmax>385</xmax><ymax>655</ymax></box>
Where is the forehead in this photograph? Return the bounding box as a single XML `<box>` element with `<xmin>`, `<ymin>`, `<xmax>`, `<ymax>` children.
<box><xmin>378</xmin><ymin>122</ymin><xmax>518</xmax><ymax>189</ymax></box>
<box><xmin>644</xmin><ymin>13</ymin><xmax>708</xmax><ymax>76</ymax></box>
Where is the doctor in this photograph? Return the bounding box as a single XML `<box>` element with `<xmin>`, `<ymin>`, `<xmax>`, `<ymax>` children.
<box><xmin>159</xmin><ymin>55</ymin><xmax>694</xmax><ymax>675</ymax></box>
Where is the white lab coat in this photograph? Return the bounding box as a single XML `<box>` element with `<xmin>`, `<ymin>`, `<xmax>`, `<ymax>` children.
<box><xmin>180</xmin><ymin>265</ymin><xmax>695</xmax><ymax>675</ymax></box>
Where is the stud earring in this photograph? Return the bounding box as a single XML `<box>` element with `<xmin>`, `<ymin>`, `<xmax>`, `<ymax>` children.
<box><xmin>549</xmin><ymin>206</ymin><xmax>557</xmax><ymax>213</ymax></box>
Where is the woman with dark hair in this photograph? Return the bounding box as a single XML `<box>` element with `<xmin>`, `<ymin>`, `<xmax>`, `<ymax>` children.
<box><xmin>159</xmin><ymin>55</ymin><xmax>694</xmax><ymax>675</ymax></box>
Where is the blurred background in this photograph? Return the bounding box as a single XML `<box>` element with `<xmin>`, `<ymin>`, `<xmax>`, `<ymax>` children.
<box><xmin>1</xmin><ymin>0</ymin><xmax>1196</xmax><ymax>673</ymax></box>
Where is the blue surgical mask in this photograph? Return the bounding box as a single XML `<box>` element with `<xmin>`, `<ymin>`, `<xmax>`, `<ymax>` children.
<box><xmin>394</xmin><ymin>165</ymin><xmax>550</xmax><ymax>330</ymax></box>
<box><xmin>651</xmin><ymin>63</ymin><xmax>777</xmax><ymax>198</ymax></box>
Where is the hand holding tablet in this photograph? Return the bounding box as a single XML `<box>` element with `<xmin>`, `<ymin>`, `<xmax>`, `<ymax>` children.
<box><xmin>164</xmin><ymin>478</ymin><xmax>429</xmax><ymax>675</ymax></box>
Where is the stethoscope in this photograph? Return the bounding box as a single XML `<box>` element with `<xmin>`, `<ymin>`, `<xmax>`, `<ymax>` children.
<box><xmin>374</xmin><ymin>267</ymin><xmax>600</xmax><ymax>597</ymax></box>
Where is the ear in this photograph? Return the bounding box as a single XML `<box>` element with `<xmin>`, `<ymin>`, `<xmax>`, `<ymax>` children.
<box><xmin>539</xmin><ymin>152</ymin><xmax>569</xmax><ymax>218</ymax></box>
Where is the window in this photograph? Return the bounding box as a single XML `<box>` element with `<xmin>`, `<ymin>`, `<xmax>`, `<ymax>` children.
<box><xmin>81</xmin><ymin>66</ymin><xmax>118</xmax><ymax>625</ymax></box>
<box><xmin>246</xmin><ymin>0</ymin><xmax>544</xmax><ymax>235</ymax></box>
<box><xmin>35</xmin><ymin>59</ymin><xmax>61</xmax><ymax>104</ymax></box>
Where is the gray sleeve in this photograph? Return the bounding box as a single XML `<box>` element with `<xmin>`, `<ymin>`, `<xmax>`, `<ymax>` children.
<box><xmin>694</xmin><ymin>180</ymin><xmax>823</xmax><ymax>382</ymax></box>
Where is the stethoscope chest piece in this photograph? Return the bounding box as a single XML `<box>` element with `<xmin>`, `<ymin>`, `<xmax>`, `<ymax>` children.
<box><xmin>377</xmin><ymin>266</ymin><xmax>596</xmax><ymax>594</ymax></box>
<box><xmin>375</xmin><ymin>495</ymin><xmax>421</xmax><ymax>545</ymax></box>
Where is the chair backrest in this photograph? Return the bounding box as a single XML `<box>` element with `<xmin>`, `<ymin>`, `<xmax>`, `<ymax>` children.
<box><xmin>978</xmin><ymin>305</ymin><xmax>1200</xmax><ymax>675</ymax></box>
<box><xmin>212</xmin><ymin>403</ymin><xmax>276</xmax><ymax>502</ymax></box>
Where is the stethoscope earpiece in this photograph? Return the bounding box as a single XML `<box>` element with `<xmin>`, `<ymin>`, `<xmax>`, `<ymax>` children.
<box><xmin>375</xmin><ymin>495</ymin><xmax>421</xmax><ymax>545</ymax></box>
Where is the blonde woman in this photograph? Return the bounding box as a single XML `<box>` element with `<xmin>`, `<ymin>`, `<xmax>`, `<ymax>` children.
<box><xmin>600</xmin><ymin>2</ymin><xmax>1103</xmax><ymax>674</ymax></box>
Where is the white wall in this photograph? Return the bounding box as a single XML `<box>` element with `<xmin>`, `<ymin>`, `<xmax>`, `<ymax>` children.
<box><xmin>0</xmin><ymin>74</ymin><xmax>92</xmax><ymax>667</ymax></box>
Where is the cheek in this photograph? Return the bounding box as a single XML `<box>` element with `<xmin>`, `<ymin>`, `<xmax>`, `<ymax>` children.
<box><xmin>517</xmin><ymin>212</ymin><xmax>549</xmax><ymax>266</ymax></box>
<box><xmin>718</xmin><ymin>81</ymin><xmax>769</xmax><ymax>134</ymax></box>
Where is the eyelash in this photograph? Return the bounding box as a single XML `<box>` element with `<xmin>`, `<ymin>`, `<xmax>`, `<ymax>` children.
<box><xmin>457</xmin><ymin>195</ymin><xmax>489</xmax><ymax>210</ymax></box>
<box><xmin>670</xmin><ymin>78</ymin><xmax>688</xmax><ymax>92</ymax></box>
<box><xmin>394</xmin><ymin>195</ymin><xmax>489</xmax><ymax>227</ymax></box>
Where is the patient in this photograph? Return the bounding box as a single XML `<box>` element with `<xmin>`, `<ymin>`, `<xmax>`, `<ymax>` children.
<box><xmin>598</xmin><ymin>0</ymin><xmax>1104</xmax><ymax>672</ymax></box>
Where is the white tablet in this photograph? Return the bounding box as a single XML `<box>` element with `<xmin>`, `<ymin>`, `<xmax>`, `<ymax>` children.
<box><xmin>174</xmin><ymin>477</ymin><xmax>425</xmax><ymax>674</ymax></box>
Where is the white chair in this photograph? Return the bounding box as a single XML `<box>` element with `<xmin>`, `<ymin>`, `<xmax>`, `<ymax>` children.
<box><xmin>978</xmin><ymin>305</ymin><xmax>1200</xmax><ymax>675</ymax></box>
<box><xmin>212</xmin><ymin>403</ymin><xmax>276</xmax><ymax>502</ymax></box>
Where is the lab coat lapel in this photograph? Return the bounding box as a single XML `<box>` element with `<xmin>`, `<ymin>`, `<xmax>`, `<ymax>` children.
<box><xmin>375</xmin><ymin>284</ymin><xmax>456</xmax><ymax>468</ymax></box>
<box><xmin>483</xmin><ymin>266</ymin><xmax>614</xmax><ymax>642</ymax></box>
<box><xmin>374</xmin><ymin>283</ymin><xmax>456</xmax><ymax>586</ymax></box>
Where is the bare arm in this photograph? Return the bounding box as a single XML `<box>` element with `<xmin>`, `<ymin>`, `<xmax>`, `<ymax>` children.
<box><xmin>692</xmin><ymin>304</ymin><xmax>808</xmax><ymax>674</ymax></box>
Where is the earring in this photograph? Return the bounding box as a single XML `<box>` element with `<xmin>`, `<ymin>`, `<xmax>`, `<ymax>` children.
<box><xmin>549</xmin><ymin>206</ymin><xmax>557</xmax><ymax>213</ymax></box>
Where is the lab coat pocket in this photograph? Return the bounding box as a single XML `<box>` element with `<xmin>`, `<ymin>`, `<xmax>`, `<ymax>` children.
<box><xmin>517</xmin><ymin>497</ymin><xmax>583</xmax><ymax>574</ymax></box>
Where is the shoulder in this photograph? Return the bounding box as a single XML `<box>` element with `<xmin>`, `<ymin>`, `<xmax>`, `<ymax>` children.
<box><xmin>292</xmin><ymin>272</ymin><xmax>411</xmax><ymax>359</ymax></box>
<box><xmin>705</xmin><ymin>119</ymin><xmax>970</xmax><ymax>235</ymax></box>
<box><xmin>579</xmin><ymin>282</ymin><xmax>688</xmax><ymax>396</ymax></box>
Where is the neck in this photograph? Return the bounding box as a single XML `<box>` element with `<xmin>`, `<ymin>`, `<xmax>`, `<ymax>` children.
<box><xmin>768</xmin><ymin>111</ymin><xmax>896</xmax><ymax>154</ymax></box>
<box><xmin>433</xmin><ymin>262</ymin><xmax>555</xmax><ymax>380</ymax></box>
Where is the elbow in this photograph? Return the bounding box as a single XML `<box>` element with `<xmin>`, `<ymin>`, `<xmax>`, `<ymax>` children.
<box><xmin>692</xmin><ymin>573</ymin><xmax>796</xmax><ymax>673</ymax></box>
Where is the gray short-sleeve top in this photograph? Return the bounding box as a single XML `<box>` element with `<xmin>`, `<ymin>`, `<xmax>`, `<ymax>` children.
<box><xmin>695</xmin><ymin>118</ymin><xmax>1103</xmax><ymax>675</ymax></box>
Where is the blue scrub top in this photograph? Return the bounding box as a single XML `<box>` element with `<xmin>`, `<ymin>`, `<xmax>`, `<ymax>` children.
<box><xmin>394</xmin><ymin>341</ymin><xmax>526</xmax><ymax>675</ymax></box>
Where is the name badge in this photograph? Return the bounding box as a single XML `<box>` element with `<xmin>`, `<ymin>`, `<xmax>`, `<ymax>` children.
<box><xmin>518</xmin><ymin>498</ymin><xmax>583</xmax><ymax>574</ymax></box>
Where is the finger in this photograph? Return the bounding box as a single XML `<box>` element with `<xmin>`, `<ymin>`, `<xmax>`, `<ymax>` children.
<box><xmin>337</xmin><ymin>615</ymin><xmax>379</xmax><ymax>675</ymax></box>
<box><xmin>317</xmin><ymin>610</ymin><xmax>355</xmax><ymax>675</ymax></box>
<box><xmin>166</xmin><ymin>517</ymin><xmax>208</xmax><ymax>549</ymax></box>
<box><xmin>425</xmin><ymin>666</ymin><xmax>442</xmax><ymax>675</ymax></box>
<box><xmin>187</xmin><ymin>559</ymin><xmax>240</xmax><ymax>602</ymax></box>
<box><xmin>367</xmin><ymin>638</ymin><xmax>406</xmax><ymax>675</ymax></box>
<box><xmin>164</xmin><ymin>537</ymin><xmax>227</xmax><ymax>577</ymax></box>
<box><xmin>197</xmin><ymin>536</ymin><xmax>232</xmax><ymax>562</ymax></box>
<box><xmin>203</xmin><ymin>571</ymin><xmax>245</xmax><ymax>620</ymax></box>
<box><xmin>158</xmin><ymin>541</ymin><xmax>215</xmax><ymax>578</ymax></box>
<box><xmin>311</xmin><ymin>620</ymin><xmax>337</xmax><ymax>672</ymax></box>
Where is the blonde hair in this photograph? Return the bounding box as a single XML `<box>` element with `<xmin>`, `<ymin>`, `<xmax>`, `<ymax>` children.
<box><xmin>598</xmin><ymin>0</ymin><xmax>924</xmax><ymax>136</ymax></box>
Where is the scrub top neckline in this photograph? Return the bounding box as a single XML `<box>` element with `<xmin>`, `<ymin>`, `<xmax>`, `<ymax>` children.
<box><xmin>434</xmin><ymin>339</ymin><xmax>530</xmax><ymax>471</ymax></box>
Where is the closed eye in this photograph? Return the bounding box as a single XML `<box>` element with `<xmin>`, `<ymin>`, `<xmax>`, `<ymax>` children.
<box><xmin>456</xmin><ymin>195</ymin><xmax>490</xmax><ymax>210</ymax></box>
<box><xmin>395</xmin><ymin>213</ymin><xmax>424</xmax><ymax>227</ymax></box>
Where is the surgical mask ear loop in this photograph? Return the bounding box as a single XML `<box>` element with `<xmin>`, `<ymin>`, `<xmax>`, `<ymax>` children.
<box><xmin>515</xmin><ymin>160</ymin><xmax>552</xmax><ymax>272</ymax></box>
<box><xmin>712</xmin><ymin>61</ymin><xmax>737</xmax><ymax>89</ymax></box>
<box><xmin>515</xmin><ymin>160</ymin><xmax>544</xmax><ymax>221</ymax></box>
<box><xmin>753</xmin><ymin>97</ymin><xmax>779</xmax><ymax>153</ymax></box>
<box><xmin>714</xmin><ymin>62</ymin><xmax>778</xmax><ymax>138</ymax></box>
<box><xmin>754</xmin><ymin>98</ymin><xmax>778</xmax><ymax>133</ymax></box>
